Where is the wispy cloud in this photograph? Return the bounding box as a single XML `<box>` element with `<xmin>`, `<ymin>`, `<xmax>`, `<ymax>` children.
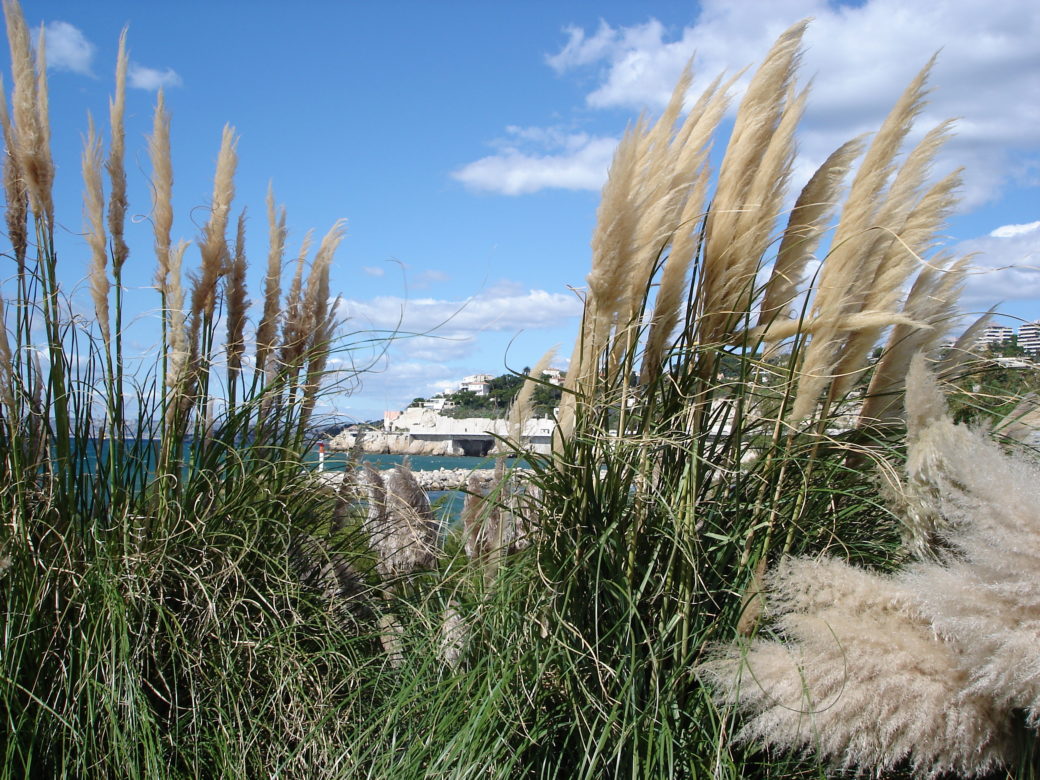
<box><xmin>453</xmin><ymin>126</ymin><xmax>617</xmax><ymax>195</ymax></box>
<box><xmin>361</xmin><ymin>265</ymin><xmax>386</xmax><ymax>277</ymax></box>
<box><xmin>128</xmin><ymin>62</ymin><xmax>182</xmax><ymax>91</ymax></box>
<box><xmin>954</xmin><ymin>219</ymin><xmax>1040</xmax><ymax>306</ymax></box>
<box><xmin>32</xmin><ymin>21</ymin><xmax>94</xmax><ymax>75</ymax></box>
<box><xmin>990</xmin><ymin>220</ymin><xmax>1040</xmax><ymax>239</ymax></box>
<box><xmin>462</xmin><ymin>0</ymin><xmax>1039</xmax><ymax>207</ymax></box>
<box><xmin>338</xmin><ymin>284</ymin><xmax>582</xmax><ymax>337</ymax></box>
<box><xmin>539</xmin><ymin>0</ymin><xmax>1040</xmax><ymax>209</ymax></box>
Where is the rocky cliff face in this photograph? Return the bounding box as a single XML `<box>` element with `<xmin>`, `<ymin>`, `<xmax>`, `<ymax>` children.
<box><xmin>328</xmin><ymin>430</ymin><xmax>455</xmax><ymax>456</ymax></box>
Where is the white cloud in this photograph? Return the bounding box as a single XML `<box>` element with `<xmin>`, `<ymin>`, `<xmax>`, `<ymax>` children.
<box><xmin>326</xmin><ymin>282</ymin><xmax>583</xmax><ymax>417</ymax></box>
<box><xmin>453</xmin><ymin>127</ymin><xmax>617</xmax><ymax>195</ymax></box>
<box><xmin>474</xmin><ymin>0</ymin><xmax>1039</xmax><ymax>206</ymax></box>
<box><xmin>361</xmin><ymin>265</ymin><xmax>386</xmax><ymax>277</ymax></box>
<box><xmin>338</xmin><ymin>286</ymin><xmax>582</xmax><ymax>337</ymax></box>
<box><xmin>951</xmin><ymin>219</ymin><xmax>1040</xmax><ymax>306</ymax></box>
<box><xmin>128</xmin><ymin>62</ymin><xmax>182</xmax><ymax>91</ymax></box>
<box><xmin>33</xmin><ymin>21</ymin><xmax>94</xmax><ymax>75</ymax></box>
<box><xmin>990</xmin><ymin>221</ymin><xmax>1040</xmax><ymax>239</ymax></box>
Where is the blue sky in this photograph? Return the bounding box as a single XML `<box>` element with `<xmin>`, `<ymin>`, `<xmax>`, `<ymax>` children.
<box><xmin>13</xmin><ymin>0</ymin><xmax>1040</xmax><ymax>422</ymax></box>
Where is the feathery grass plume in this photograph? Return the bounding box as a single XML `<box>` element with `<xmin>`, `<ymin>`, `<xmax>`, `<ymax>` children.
<box><xmin>756</xmin><ymin>137</ymin><xmax>864</xmax><ymax>340</ymax></box>
<box><xmin>299</xmin><ymin>310</ymin><xmax>335</xmax><ymax>432</ymax></box>
<box><xmin>615</xmin><ymin>71</ymin><xmax>731</xmax><ymax>377</ymax></box>
<box><xmin>293</xmin><ymin>220</ymin><xmax>345</xmax><ymax>428</ymax></box>
<box><xmin>461</xmin><ymin>474</ymin><xmax>487</xmax><ymax>562</ymax></box>
<box><xmin>82</xmin><ymin>116</ymin><xmax>110</xmax><ymax>349</ymax></box>
<box><xmin>254</xmin><ymin>183</ymin><xmax>286</xmax><ymax>380</ymax></box>
<box><xmin>189</xmin><ymin>124</ymin><xmax>237</xmax><ymax>355</ymax></box>
<box><xmin>292</xmin><ymin>219</ymin><xmax>344</xmax><ymax>372</ymax></box>
<box><xmin>361</xmin><ymin>464</ymin><xmax>392</xmax><ymax>575</ymax></box>
<box><xmin>937</xmin><ymin>307</ymin><xmax>993</xmax><ymax>378</ymax></box>
<box><xmin>700</xmin><ymin>555</ymin><xmax>1015</xmax><ymax>777</ymax></box>
<box><xmin>790</xmin><ymin>58</ymin><xmax>936</xmax><ymax>421</ymax></box>
<box><xmin>0</xmin><ymin>76</ymin><xmax>27</xmax><ymax>266</ymax></box>
<box><xmin>277</xmin><ymin>229</ymin><xmax>314</xmax><ymax>371</ymax></box>
<box><xmin>508</xmin><ymin>347</ymin><xmax>557</xmax><ymax>443</ymax></box>
<box><xmin>225</xmin><ymin>209</ymin><xmax>248</xmax><ymax>397</ymax></box>
<box><xmin>378</xmin><ymin>613</ymin><xmax>405</xmax><ymax>669</ymax></box>
<box><xmin>638</xmin><ymin>166</ymin><xmax>709</xmax><ymax>385</ymax></box>
<box><xmin>362</xmin><ymin>464</ymin><xmax>438</xmax><ymax>582</ymax></box>
<box><xmin>902</xmin><ymin>356</ymin><xmax>1040</xmax><ymax>725</ymax></box>
<box><xmin>289</xmin><ymin>533</ymin><xmax>367</xmax><ymax>611</ymax></box>
<box><xmin>564</xmin><ymin>65</ymin><xmax>735</xmax><ymax>413</ymax></box>
<box><xmin>619</xmin><ymin>66</ymin><xmax>693</xmax><ymax>327</ymax></box>
<box><xmin>699</xmin><ymin>21</ymin><xmax>806</xmax><ymax>345</ymax></box>
<box><xmin>997</xmin><ymin>393</ymin><xmax>1040</xmax><ymax>444</ymax></box>
<box><xmin>829</xmin><ymin>164</ymin><xmax>962</xmax><ymax>400</ymax></box>
<box><xmin>164</xmin><ymin>239</ymin><xmax>189</xmax><ymax>390</ymax></box>
<box><xmin>105</xmin><ymin>29</ymin><xmax>129</xmax><ymax>272</ymax></box>
<box><xmin>640</xmin><ymin>73</ymin><xmax>735</xmax><ymax>378</ymax></box>
<box><xmin>2</xmin><ymin>0</ymin><xmax>51</xmax><ymax>224</ymax></box>
<box><xmin>382</xmin><ymin>466</ymin><xmax>439</xmax><ymax>577</ymax></box>
<box><xmin>859</xmin><ymin>255</ymin><xmax>968</xmax><ymax>426</ymax></box>
<box><xmin>577</xmin><ymin>121</ymin><xmax>644</xmax><ymax>371</ymax></box>
<box><xmin>438</xmin><ymin>602</ymin><xmax>466</xmax><ymax>669</ymax></box>
<box><xmin>149</xmin><ymin>89</ymin><xmax>173</xmax><ymax>292</ymax></box>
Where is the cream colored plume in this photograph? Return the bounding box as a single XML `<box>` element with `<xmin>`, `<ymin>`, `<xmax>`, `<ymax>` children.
<box><xmin>255</xmin><ymin>183</ymin><xmax>286</xmax><ymax>379</ymax></box>
<box><xmin>2</xmin><ymin>0</ymin><xmax>53</xmax><ymax>224</ymax></box>
<box><xmin>149</xmin><ymin>89</ymin><xmax>173</xmax><ymax>292</ymax></box>
<box><xmin>700</xmin><ymin>555</ymin><xmax>1014</xmax><ymax>778</ymax></box>
<box><xmin>790</xmin><ymin>58</ymin><xmax>937</xmax><ymax>422</ymax></box>
<box><xmin>83</xmin><ymin>116</ymin><xmax>109</xmax><ymax>348</ymax></box>
<box><xmin>106</xmin><ymin>29</ymin><xmax>129</xmax><ymax>272</ymax></box>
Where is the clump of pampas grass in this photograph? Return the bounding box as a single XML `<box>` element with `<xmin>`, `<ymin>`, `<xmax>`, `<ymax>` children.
<box><xmin>360</xmin><ymin>464</ymin><xmax>440</xmax><ymax>582</ymax></box>
<box><xmin>700</xmin><ymin>355</ymin><xmax>1040</xmax><ymax>776</ymax></box>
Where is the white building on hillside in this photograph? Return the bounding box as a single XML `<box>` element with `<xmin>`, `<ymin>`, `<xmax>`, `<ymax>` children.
<box><xmin>543</xmin><ymin>367</ymin><xmax>565</xmax><ymax>385</ymax></box>
<box><xmin>1019</xmin><ymin>321</ymin><xmax>1040</xmax><ymax>355</ymax></box>
<box><xmin>460</xmin><ymin>374</ymin><xmax>494</xmax><ymax>396</ymax></box>
<box><xmin>980</xmin><ymin>324</ymin><xmax>1014</xmax><ymax>348</ymax></box>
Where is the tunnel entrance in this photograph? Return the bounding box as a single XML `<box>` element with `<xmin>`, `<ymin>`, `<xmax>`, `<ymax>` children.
<box><xmin>456</xmin><ymin>438</ymin><xmax>493</xmax><ymax>457</ymax></box>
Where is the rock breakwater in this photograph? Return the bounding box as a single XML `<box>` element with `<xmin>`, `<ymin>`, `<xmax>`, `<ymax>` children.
<box><xmin>317</xmin><ymin>467</ymin><xmax>516</xmax><ymax>492</ymax></box>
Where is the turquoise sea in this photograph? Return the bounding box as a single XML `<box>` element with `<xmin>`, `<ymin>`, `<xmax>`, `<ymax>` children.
<box><xmin>80</xmin><ymin>441</ymin><xmax>517</xmax><ymax>524</ymax></box>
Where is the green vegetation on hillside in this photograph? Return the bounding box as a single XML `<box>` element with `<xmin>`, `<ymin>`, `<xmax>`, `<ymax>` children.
<box><xmin>432</xmin><ymin>370</ymin><xmax>564</xmax><ymax>418</ymax></box>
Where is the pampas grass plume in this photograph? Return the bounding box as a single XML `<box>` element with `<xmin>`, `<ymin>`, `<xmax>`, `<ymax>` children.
<box><xmin>83</xmin><ymin>116</ymin><xmax>109</xmax><ymax>347</ymax></box>
<box><xmin>701</xmin><ymin>556</ymin><xmax>1014</xmax><ymax>777</ymax></box>
<box><xmin>106</xmin><ymin>29</ymin><xmax>129</xmax><ymax>271</ymax></box>
<box><xmin>3</xmin><ymin>0</ymin><xmax>52</xmax><ymax>224</ymax></box>
<box><xmin>0</xmin><ymin>75</ymin><xmax>28</xmax><ymax>266</ymax></box>
<box><xmin>903</xmin><ymin>355</ymin><xmax>1040</xmax><ymax>723</ymax></box>
<box><xmin>149</xmin><ymin>89</ymin><xmax>173</xmax><ymax>291</ymax></box>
